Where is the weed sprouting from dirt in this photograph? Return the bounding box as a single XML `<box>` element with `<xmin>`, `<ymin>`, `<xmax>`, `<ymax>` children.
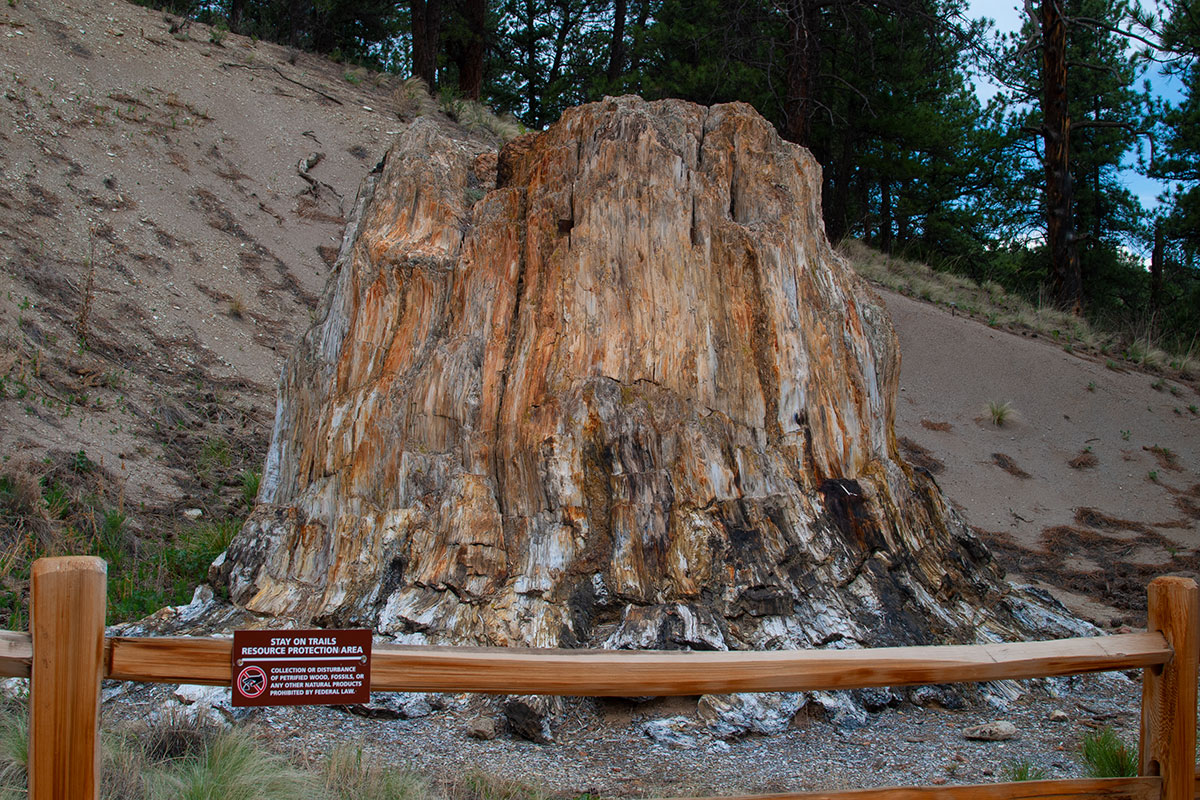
<box><xmin>1080</xmin><ymin>727</ymin><xmax>1137</xmax><ymax>778</ymax></box>
<box><xmin>987</xmin><ymin>400</ymin><xmax>1013</xmax><ymax>426</ymax></box>
<box><xmin>1002</xmin><ymin>759</ymin><xmax>1048</xmax><ymax>782</ymax></box>
<box><xmin>239</xmin><ymin>469</ymin><xmax>261</xmax><ymax>509</ymax></box>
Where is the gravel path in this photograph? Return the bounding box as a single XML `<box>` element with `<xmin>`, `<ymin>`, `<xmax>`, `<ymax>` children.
<box><xmin>102</xmin><ymin>672</ymin><xmax>1141</xmax><ymax>797</ymax></box>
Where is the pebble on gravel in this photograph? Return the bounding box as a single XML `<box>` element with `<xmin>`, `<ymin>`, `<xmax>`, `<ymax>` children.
<box><xmin>1048</xmin><ymin>709</ymin><xmax>1070</xmax><ymax>722</ymax></box>
<box><xmin>466</xmin><ymin>715</ymin><xmax>499</xmax><ymax>740</ymax></box>
<box><xmin>962</xmin><ymin>720</ymin><xmax>1018</xmax><ymax>741</ymax></box>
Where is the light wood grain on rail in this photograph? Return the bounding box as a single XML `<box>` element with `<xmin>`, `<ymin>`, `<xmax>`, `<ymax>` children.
<box><xmin>104</xmin><ymin>631</ymin><xmax>1169</xmax><ymax>694</ymax></box>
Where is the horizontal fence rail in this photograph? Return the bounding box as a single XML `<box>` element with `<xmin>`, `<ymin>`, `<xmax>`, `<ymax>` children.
<box><xmin>105</xmin><ymin>631</ymin><xmax>1169</xmax><ymax>695</ymax></box>
<box><xmin>0</xmin><ymin>631</ymin><xmax>1172</xmax><ymax>694</ymax></box>
<box><xmin>0</xmin><ymin>560</ymin><xmax>1195</xmax><ymax>800</ymax></box>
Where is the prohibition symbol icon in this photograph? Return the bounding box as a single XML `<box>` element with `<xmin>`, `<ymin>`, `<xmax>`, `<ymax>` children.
<box><xmin>236</xmin><ymin>665</ymin><xmax>267</xmax><ymax>698</ymax></box>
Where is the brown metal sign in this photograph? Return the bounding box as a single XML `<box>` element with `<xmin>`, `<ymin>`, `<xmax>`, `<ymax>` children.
<box><xmin>231</xmin><ymin>629</ymin><xmax>372</xmax><ymax>707</ymax></box>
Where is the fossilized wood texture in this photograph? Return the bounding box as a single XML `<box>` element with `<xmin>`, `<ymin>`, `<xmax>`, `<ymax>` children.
<box><xmin>217</xmin><ymin>97</ymin><xmax>1070</xmax><ymax>653</ymax></box>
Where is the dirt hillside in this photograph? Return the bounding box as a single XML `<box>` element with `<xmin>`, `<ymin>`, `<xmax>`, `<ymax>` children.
<box><xmin>0</xmin><ymin>0</ymin><xmax>1195</xmax><ymax>629</ymax></box>
<box><xmin>0</xmin><ymin>0</ymin><xmax>441</xmax><ymax>537</ymax></box>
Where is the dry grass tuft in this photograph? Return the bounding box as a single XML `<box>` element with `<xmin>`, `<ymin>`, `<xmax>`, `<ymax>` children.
<box><xmin>392</xmin><ymin>77</ymin><xmax>440</xmax><ymax>120</ymax></box>
<box><xmin>987</xmin><ymin>400</ymin><xmax>1014</xmax><ymax>426</ymax></box>
<box><xmin>991</xmin><ymin>452</ymin><xmax>1031</xmax><ymax>479</ymax></box>
<box><xmin>1068</xmin><ymin>450</ymin><xmax>1098</xmax><ymax>469</ymax></box>
<box><xmin>321</xmin><ymin>743</ymin><xmax>432</xmax><ymax>800</ymax></box>
<box><xmin>899</xmin><ymin>437</ymin><xmax>945</xmax><ymax>474</ymax></box>
<box><xmin>1144</xmin><ymin>445</ymin><xmax>1182</xmax><ymax>472</ymax></box>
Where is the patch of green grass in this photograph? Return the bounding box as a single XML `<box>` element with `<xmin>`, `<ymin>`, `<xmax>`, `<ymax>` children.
<box><xmin>106</xmin><ymin>517</ymin><xmax>240</xmax><ymax>622</ymax></box>
<box><xmin>42</xmin><ymin>480</ymin><xmax>70</xmax><ymax>519</ymax></box>
<box><xmin>1002</xmin><ymin>758</ymin><xmax>1048</xmax><ymax>782</ymax></box>
<box><xmin>1081</xmin><ymin>727</ymin><xmax>1138</xmax><ymax>778</ymax></box>
<box><xmin>0</xmin><ymin>700</ymin><xmax>28</xmax><ymax>793</ymax></box>
<box><xmin>239</xmin><ymin>469</ymin><xmax>261</xmax><ymax>509</ymax></box>
<box><xmin>455</xmin><ymin>769</ymin><xmax>549</xmax><ymax>800</ymax></box>
<box><xmin>987</xmin><ymin>400</ymin><xmax>1014</xmax><ymax>426</ymax></box>
<box><xmin>197</xmin><ymin>436</ymin><xmax>232</xmax><ymax>488</ymax></box>
<box><xmin>321</xmin><ymin>744</ymin><xmax>432</xmax><ymax>800</ymax></box>
<box><xmin>70</xmin><ymin>449</ymin><xmax>95</xmax><ymax>474</ymax></box>
<box><xmin>148</xmin><ymin>730</ymin><xmax>313</xmax><ymax>800</ymax></box>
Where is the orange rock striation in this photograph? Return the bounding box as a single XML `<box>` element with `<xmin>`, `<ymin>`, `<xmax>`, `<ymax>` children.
<box><xmin>215</xmin><ymin>97</ymin><xmax>1079</xmax><ymax>663</ymax></box>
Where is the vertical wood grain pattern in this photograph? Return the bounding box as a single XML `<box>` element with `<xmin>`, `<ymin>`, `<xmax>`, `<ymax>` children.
<box><xmin>29</xmin><ymin>556</ymin><xmax>106</xmax><ymax>800</ymax></box>
<box><xmin>1139</xmin><ymin>576</ymin><xmax>1198</xmax><ymax>800</ymax></box>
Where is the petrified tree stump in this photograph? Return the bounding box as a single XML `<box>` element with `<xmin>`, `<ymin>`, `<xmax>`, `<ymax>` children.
<box><xmin>216</xmin><ymin>97</ymin><xmax>1077</xmax><ymax>673</ymax></box>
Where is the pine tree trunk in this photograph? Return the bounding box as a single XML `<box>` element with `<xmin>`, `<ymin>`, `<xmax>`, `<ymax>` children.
<box><xmin>783</xmin><ymin>0</ymin><xmax>820</xmax><ymax>146</ymax></box>
<box><xmin>412</xmin><ymin>0</ymin><xmax>443</xmax><ymax>90</ymax></box>
<box><xmin>606</xmin><ymin>0</ymin><xmax>627</xmax><ymax>84</ymax></box>
<box><xmin>880</xmin><ymin>176</ymin><xmax>893</xmax><ymax>253</ymax></box>
<box><xmin>1151</xmin><ymin>221</ymin><xmax>1163</xmax><ymax>314</ymax></box>
<box><xmin>1040</xmin><ymin>0</ymin><xmax>1083</xmax><ymax>314</ymax></box>
<box><xmin>456</xmin><ymin>0</ymin><xmax>487</xmax><ymax>99</ymax></box>
<box><xmin>228</xmin><ymin>0</ymin><xmax>244</xmax><ymax>33</ymax></box>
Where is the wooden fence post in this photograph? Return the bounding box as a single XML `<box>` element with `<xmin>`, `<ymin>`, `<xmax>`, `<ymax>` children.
<box><xmin>1140</xmin><ymin>576</ymin><xmax>1198</xmax><ymax>800</ymax></box>
<box><xmin>29</xmin><ymin>556</ymin><xmax>107</xmax><ymax>800</ymax></box>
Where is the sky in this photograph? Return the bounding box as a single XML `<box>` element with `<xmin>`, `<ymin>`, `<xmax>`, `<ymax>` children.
<box><xmin>965</xmin><ymin>0</ymin><xmax>1183</xmax><ymax>217</ymax></box>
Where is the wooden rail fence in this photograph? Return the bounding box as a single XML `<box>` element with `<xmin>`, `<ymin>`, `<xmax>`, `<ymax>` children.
<box><xmin>0</xmin><ymin>557</ymin><xmax>1195</xmax><ymax>800</ymax></box>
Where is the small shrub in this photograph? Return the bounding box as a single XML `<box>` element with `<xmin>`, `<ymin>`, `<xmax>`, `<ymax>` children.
<box><xmin>140</xmin><ymin>710</ymin><xmax>222</xmax><ymax>762</ymax></box>
<box><xmin>228</xmin><ymin>295</ymin><xmax>245</xmax><ymax>319</ymax></box>
<box><xmin>1002</xmin><ymin>758</ymin><xmax>1048</xmax><ymax>782</ymax></box>
<box><xmin>987</xmin><ymin>400</ymin><xmax>1013</xmax><ymax>426</ymax></box>
<box><xmin>70</xmin><ymin>449</ymin><xmax>95</xmax><ymax>474</ymax></box>
<box><xmin>1081</xmin><ymin>727</ymin><xmax>1137</xmax><ymax>778</ymax></box>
